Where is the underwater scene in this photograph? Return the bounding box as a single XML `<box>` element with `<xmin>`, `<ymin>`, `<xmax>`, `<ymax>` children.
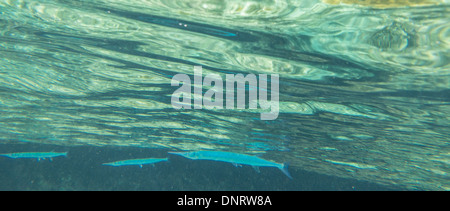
<box><xmin>0</xmin><ymin>0</ymin><xmax>449</xmax><ymax>191</ymax></box>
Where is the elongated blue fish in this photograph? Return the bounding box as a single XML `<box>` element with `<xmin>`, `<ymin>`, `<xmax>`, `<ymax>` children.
<box><xmin>168</xmin><ymin>151</ymin><xmax>292</xmax><ymax>179</ymax></box>
<box><xmin>0</xmin><ymin>152</ymin><xmax>67</xmax><ymax>161</ymax></box>
<box><xmin>102</xmin><ymin>157</ymin><xmax>168</xmax><ymax>168</ymax></box>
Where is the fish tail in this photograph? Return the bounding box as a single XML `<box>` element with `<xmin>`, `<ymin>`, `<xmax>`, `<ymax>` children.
<box><xmin>279</xmin><ymin>163</ymin><xmax>293</xmax><ymax>179</ymax></box>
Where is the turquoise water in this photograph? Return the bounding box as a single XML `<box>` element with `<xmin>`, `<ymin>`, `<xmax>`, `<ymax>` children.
<box><xmin>0</xmin><ymin>0</ymin><xmax>449</xmax><ymax>190</ymax></box>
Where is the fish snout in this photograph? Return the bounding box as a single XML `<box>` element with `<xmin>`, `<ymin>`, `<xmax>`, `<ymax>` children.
<box><xmin>168</xmin><ymin>151</ymin><xmax>184</xmax><ymax>156</ymax></box>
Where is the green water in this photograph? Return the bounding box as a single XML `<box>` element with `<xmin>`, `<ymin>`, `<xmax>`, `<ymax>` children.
<box><xmin>0</xmin><ymin>0</ymin><xmax>449</xmax><ymax>190</ymax></box>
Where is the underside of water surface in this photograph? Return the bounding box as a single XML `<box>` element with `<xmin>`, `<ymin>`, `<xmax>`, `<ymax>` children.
<box><xmin>0</xmin><ymin>0</ymin><xmax>449</xmax><ymax>190</ymax></box>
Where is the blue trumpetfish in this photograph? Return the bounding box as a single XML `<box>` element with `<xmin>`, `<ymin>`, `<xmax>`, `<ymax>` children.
<box><xmin>169</xmin><ymin>151</ymin><xmax>292</xmax><ymax>179</ymax></box>
<box><xmin>0</xmin><ymin>152</ymin><xmax>68</xmax><ymax>161</ymax></box>
<box><xmin>102</xmin><ymin>157</ymin><xmax>168</xmax><ymax>168</ymax></box>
